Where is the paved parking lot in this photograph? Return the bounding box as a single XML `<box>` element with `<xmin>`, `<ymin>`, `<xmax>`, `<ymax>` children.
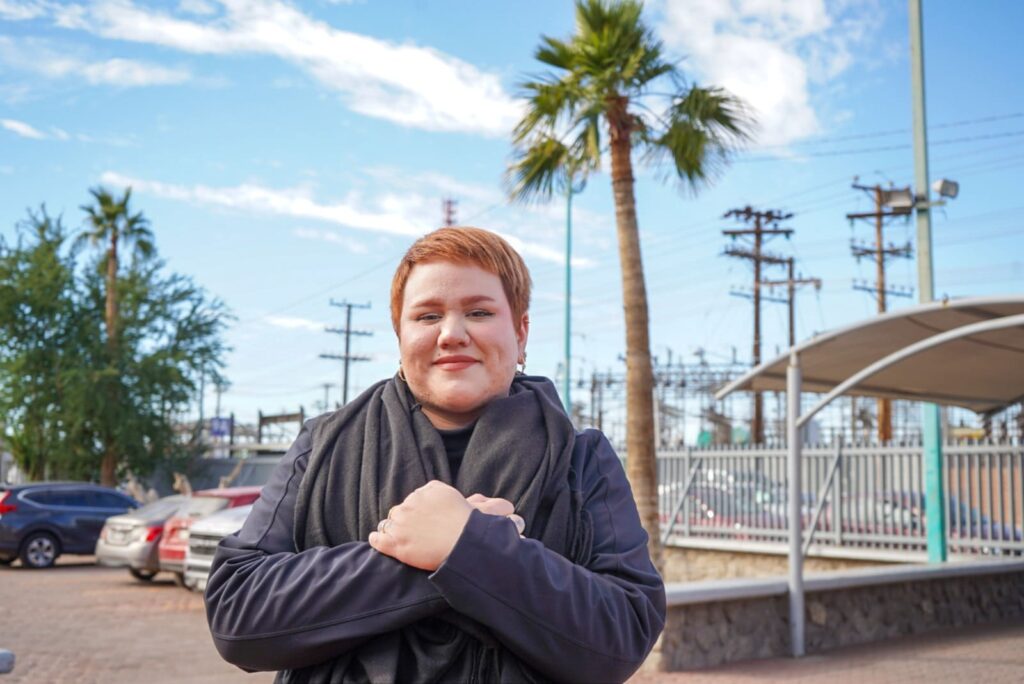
<box><xmin>3</xmin><ymin>556</ymin><xmax>1022</xmax><ymax>683</ymax></box>
<box><xmin>0</xmin><ymin>556</ymin><xmax>274</xmax><ymax>683</ymax></box>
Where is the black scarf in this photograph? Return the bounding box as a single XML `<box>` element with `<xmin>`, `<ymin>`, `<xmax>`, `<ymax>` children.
<box><xmin>281</xmin><ymin>374</ymin><xmax>593</xmax><ymax>684</ymax></box>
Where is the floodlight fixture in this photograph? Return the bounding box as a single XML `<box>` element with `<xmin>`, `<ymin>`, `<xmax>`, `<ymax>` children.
<box><xmin>932</xmin><ymin>178</ymin><xmax>959</xmax><ymax>199</ymax></box>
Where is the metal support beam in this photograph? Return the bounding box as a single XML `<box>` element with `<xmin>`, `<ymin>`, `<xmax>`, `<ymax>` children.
<box><xmin>787</xmin><ymin>353</ymin><xmax>805</xmax><ymax>657</ymax></box>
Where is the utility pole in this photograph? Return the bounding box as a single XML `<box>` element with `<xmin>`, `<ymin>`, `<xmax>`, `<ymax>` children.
<box><xmin>722</xmin><ymin>206</ymin><xmax>793</xmax><ymax>444</ymax></box>
<box><xmin>321</xmin><ymin>382</ymin><xmax>336</xmax><ymax>411</ymax></box>
<box><xmin>761</xmin><ymin>258</ymin><xmax>822</xmax><ymax>347</ymax></box>
<box><xmin>442</xmin><ymin>198</ymin><xmax>458</xmax><ymax>227</ymax></box>
<box><xmin>321</xmin><ymin>300</ymin><xmax>372</xmax><ymax>405</ymax></box>
<box><xmin>847</xmin><ymin>181</ymin><xmax>914</xmax><ymax>442</ymax></box>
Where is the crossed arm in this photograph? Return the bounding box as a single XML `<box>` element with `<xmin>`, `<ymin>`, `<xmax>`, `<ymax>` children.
<box><xmin>205</xmin><ymin>425</ymin><xmax>665</xmax><ymax>682</ymax></box>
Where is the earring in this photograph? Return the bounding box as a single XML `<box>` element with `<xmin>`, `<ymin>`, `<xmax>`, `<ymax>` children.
<box><xmin>397</xmin><ymin>363</ymin><xmax>407</xmax><ymax>382</ymax></box>
<box><xmin>516</xmin><ymin>352</ymin><xmax>526</xmax><ymax>375</ymax></box>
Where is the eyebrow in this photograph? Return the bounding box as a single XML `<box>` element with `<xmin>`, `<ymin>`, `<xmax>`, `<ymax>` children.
<box><xmin>408</xmin><ymin>295</ymin><xmax>497</xmax><ymax>309</ymax></box>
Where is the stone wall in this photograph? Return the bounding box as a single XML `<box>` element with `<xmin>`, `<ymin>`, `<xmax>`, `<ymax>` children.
<box><xmin>656</xmin><ymin>566</ymin><xmax>1024</xmax><ymax>671</ymax></box>
<box><xmin>663</xmin><ymin>545</ymin><xmax>885</xmax><ymax>582</ymax></box>
<box><xmin>805</xmin><ymin>572</ymin><xmax>1024</xmax><ymax>652</ymax></box>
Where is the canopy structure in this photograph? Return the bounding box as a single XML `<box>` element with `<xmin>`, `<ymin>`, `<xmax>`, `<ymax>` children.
<box><xmin>713</xmin><ymin>294</ymin><xmax>1024</xmax><ymax>659</ymax></box>
<box><xmin>716</xmin><ymin>295</ymin><xmax>1024</xmax><ymax>414</ymax></box>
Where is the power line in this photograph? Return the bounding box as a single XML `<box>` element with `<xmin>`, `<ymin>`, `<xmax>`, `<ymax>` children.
<box><xmin>738</xmin><ymin>129</ymin><xmax>1024</xmax><ymax>162</ymax></box>
<box><xmin>755</xmin><ymin>111</ymin><xmax>1024</xmax><ymax>149</ymax></box>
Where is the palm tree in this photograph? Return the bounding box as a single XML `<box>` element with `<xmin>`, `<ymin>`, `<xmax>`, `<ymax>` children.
<box><xmin>79</xmin><ymin>187</ymin><xmax>154</xmax><ymax>485</ymax></box>
<box><xmin>508</xmin><ymin>0</ymin><xmax>752</xmax><ymax>565</ymax></box>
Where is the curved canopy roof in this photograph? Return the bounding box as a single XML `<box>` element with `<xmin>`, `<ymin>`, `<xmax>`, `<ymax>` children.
<box><xmin>715</xmin><ymin>295</ymin><xmax>1024</xmax><ymax>413</ymax></box>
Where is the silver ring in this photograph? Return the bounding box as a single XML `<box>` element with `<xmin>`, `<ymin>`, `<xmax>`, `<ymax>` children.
<box><xmin>377</xmin><ymin>518</ymin><xmax>391</xmax><ymax>534</ymax></box>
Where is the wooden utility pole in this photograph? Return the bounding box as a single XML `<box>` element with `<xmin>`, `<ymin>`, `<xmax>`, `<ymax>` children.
<box><xmin>321</xmin><ymin>300</ymin><xmax>372</xmax><ymax>405</ymax></box>
<box><xmin>722</xmin><ymin>207</ymin><xmax>793</xmax><ymax>443</ymax></box>
<box><xmin>760</xmin><ymin>257</ymin><xmax>822</xmax><ymax>347</ymax></box>
<box><xmin>847</xmin><ymin>182</ymin><xmax>914</xmax><ymax>442</ymax></box>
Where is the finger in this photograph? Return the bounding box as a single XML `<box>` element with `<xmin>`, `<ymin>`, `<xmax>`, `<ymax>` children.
<box><xmin>480</xmin><ymin>498</ymin><xmax>514</xmax><ymax>517</ymax></box>
<box><xmin>368</xmin><ymin>530</ymin><xmax>398</xmax><ymax>557</ymax></box>
<box><xmin>466</xmin><ymin>493</ymin><xmax>487</xmax><ymax>503</ymax></box>
<box><xmin>507</xmin><ymin>514</ymin><xmax>526</xmax><ymax>535</ymax></box>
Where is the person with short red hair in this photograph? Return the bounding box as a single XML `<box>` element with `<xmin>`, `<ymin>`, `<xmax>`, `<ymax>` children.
<box><xmin>206</xmin><ymin>226</ymin><xmax>665</xmax><ymax>683</ymax></box>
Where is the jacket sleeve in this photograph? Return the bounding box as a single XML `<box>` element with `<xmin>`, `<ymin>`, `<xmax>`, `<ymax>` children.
<box><xmin>427</xmin><ymin>429</ymin><xmax>667</xmax><ymax>683</ymax></box>
<box><xmin>204</xmin><ymin>422</ymin><xmax>448</xmax><ymax>672</ymax></box>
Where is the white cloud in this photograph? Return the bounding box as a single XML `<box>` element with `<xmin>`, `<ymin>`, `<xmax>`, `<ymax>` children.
<box><xmin>1</xmin><ymin>118</ymin><xmax>47</xmax><ymax>139</ymax></box>
<box><xmin>0</xmin><ymin>36</ymin><xmax>192</xmax><ymax>87</ymax></box>
<box><xmin>654</xmin><ymin>0</ymin><xmax>881</xmax><ymax>149</ymax></box>
<box><xmin>100</xmin><ymin>170</ymin><xmax>426</xmax><ymax>237</ymax></box>
<box><xmin>264</xmin><ymin>315</ymin><xmax>325</xmax><ymax>332</ymax></box>
<box><xmin>0</xmin><ymin>0</ymin><xmax>46</xmax><ymax>20</ymax></box>
<box><xmin>99</xmin><ymin>170</ymin><xmax>594</xmax><ymax>267</ymax></box>
<box><xmin>178</xmin><ymin>0</ymin><xmax>217</xmax><ymax>16</ymax></box>
<box><xmin>293</xmin><ymin>227</ymin><xmax>369</xmax><ymax>254</ymax></box>
<box><xmin>79</xmin><ymin>57</ymin><xmax>191</xmax><ymax>85</ymax></box>
<box><xmin>50</xmin><ymin>0</ymin><xmax>521</xmax><ymax>136</ymax></box>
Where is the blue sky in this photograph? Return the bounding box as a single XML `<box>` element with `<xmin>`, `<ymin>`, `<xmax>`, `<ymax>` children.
<box><xmin>1</xmin><ymin>0</ymin><xmax>1022</xmax><ymax>431</ymax></box>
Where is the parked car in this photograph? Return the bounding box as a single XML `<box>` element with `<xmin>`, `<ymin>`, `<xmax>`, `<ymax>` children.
<box><xmin>95</xmin><ymin>494</ymin><xmax>186</xmax><ymax>581</ymax></box>
<box><xmin>184</xmin><ymin>504</ymin><xmax>253</xmax><ymax>592</ymax></box>
<box><xmin>157</xmin><ymin>486</ymin><xmax>261</xmax><ymax>585</ymax></box>
<box><xmin>0</xmin><ymin>482</ymin><xmax>139</xmax><ymax>568</ymax></box>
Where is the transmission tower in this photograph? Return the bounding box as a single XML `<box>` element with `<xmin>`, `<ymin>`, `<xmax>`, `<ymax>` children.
<box><xmin>847</xmin><ymin>181</ymin><xmax>914</xmax><ymax>441</ymax></box>
<box><xmin>320</xmin><ymin>300</ymin><xmax>372</xmax><ymax>405</ymax></box>
<box><xmin>442</xmin><ymin>198</ymin><xmax>458</xmax><ymax>227</ymax></box>
<box><xmin>722</xmin><ymin>206</ymin><xmax>793</xmax><ymax>444</ymax></box>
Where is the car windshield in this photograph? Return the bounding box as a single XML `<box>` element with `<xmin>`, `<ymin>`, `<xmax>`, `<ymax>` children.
<box><xmin>177</xmin><ymin>496</ymin><xmax>229</xmax><ymax>518</ymax></box>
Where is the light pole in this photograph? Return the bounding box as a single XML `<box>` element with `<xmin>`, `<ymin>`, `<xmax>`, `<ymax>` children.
<box><xmin>564</xmin><ymin>183</ymin><xmax>573</xmax><ymax>412</ymax></box>
<box><xmin>909</xmin><ymin>0</ymin><xmax>958</xmax><ymax>563</ymax></box>
<box><xmin>563</xmin><ymin>175</ymin><xmax>585</xmax><ymax>414</ymax></box>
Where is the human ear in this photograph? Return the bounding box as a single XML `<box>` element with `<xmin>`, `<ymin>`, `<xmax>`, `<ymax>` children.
<box><xmin>516</xmin><ymin>314</ymin><xmax>529</xmax><ymax>360</ymax></box>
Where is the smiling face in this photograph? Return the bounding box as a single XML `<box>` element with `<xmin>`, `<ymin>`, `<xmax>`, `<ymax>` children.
<box><xmin>398</xmin><ymin>260</ymin><xmax>529</xmax><ymax>429</ymax></box>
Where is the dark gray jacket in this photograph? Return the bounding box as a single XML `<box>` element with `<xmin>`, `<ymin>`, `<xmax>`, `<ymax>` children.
<box><xmin>205</xmin><ymin>422</ymin><xmax>666</xmax><ymax>683</ymax></box>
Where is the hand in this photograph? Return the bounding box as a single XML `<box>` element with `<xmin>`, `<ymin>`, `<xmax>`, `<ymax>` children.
<box><xmin>368</xmin><ymin>480</ymin><xmax>473</xmax><ymax>572</ymax></box>
<box><xmin>466</xmin><ymin>494</ymin><xmax>525</xmax><ymax>536</ymax></box>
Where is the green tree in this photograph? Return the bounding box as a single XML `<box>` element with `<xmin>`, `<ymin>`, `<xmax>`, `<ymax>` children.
<box><xmin>0</xmin><ymin>196</ymin><xmax>229</xmax><ymax>485</ymax></box>
<box><xmin>0</xmin><ymin>209</ymin><xmax>92</xmax><ymax>480</ymax></box>
<box><xmin>508</xmin><ymin>0</ymin><xmax>752</xmax><ymax>563</ymax></box>
<box><xmin>77</xmin><ymin>187</ymin><xmax>155</xmax><ymax>485</ymax></box>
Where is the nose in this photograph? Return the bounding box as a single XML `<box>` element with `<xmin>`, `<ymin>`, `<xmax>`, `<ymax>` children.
<box><xmin>437</xmin><ymin>314</ymin><xmax>469</xmax><ymax>348</ymax></box>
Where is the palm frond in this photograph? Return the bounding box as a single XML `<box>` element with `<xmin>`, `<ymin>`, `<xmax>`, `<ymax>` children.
<box><xmin>506</xmin><ymin>135</ymin><xmax>573</xmax><ymax>204</ymax></box>
<box><xmin>644</xmin><ymin>85</ymin><xmax>754</xmax><ymax>191</ymax></box>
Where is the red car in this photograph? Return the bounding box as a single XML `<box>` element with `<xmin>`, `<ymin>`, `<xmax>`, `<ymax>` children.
<box><xmin>157</xmin><ymin>486</ymin><xmax>262</xmax><ymax>585</ymax></box>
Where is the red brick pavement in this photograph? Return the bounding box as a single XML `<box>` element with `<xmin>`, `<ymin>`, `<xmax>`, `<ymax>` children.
<box><xmin>630</xmin><ymin>620</ymin><xmax>1024</xmax><ymax>684</ymax></box>
<box><xmin>0</xmin><ymin>556</ymin><xmax>274</xmax><ymax>683</ymax></box>
<box><xmin>3</xmin><ymin>556</ymin><xmax>1022</xmax><ymax>683</ymax></box>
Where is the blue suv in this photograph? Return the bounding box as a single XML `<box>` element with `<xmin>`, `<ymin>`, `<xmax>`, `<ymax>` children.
<box><xmin>0</xmin><ymin>483</ymin><xmax>139</xmax><ymax>568</ymax></box>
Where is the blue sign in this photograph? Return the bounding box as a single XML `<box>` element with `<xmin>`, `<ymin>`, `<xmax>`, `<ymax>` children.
<box><xmin>210</xmin><ymin>416</ymin><xmax>232</xmax><ymax>437</ymax></box>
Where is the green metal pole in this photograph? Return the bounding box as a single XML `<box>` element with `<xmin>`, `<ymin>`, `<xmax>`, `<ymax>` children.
<box><xmin>909</xmin><ymin>0</ymin><xmax>946</xmax><ymax>562</ymax></box>
<box><xmin>564</xmin><ymin>185</ymin><xmax>573</xmax><ymax>413</ymax></box>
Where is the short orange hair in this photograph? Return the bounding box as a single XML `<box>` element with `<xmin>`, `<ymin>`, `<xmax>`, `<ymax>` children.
<box><xmin>390</xmin><ymin>226</ymin><xmax>532</xmax><ymax>334</ymax></box>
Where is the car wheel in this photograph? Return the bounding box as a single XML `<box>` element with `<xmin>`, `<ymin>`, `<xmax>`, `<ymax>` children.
<box><xmin>129</xmin><ymin>567</ymin><xmax>158</xmax><ymax>582</ymax></box>
<box><xmin>19</xmin><ymin>532</ymin><xmax>60</xmax><ymax>569</ymax></box>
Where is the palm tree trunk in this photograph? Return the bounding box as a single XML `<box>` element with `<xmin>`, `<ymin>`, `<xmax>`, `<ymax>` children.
<box><xmin>101</xmin><ymin>234</ymin><xmax>119</xmax><ymax>487</ymax></box>
<box><xmin>607</xmin><ymin>98</ymin><xmax>661</xmax><ymax>570</ymax></box>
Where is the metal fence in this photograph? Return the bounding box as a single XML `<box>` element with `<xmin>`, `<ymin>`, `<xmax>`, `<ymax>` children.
<box><xmin>658</xmin><ymin>440</ymin><xmax>1024</xmax><ymax>560</ymax></box>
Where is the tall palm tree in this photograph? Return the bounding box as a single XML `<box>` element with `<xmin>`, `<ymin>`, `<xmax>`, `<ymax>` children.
<box><xmin>508</xmin><ymin>0</ymin><xmax>752</xmax><ymax>565</ymax></box>
<box><xmin>79</xmin><ymin>187</ymin><xmax>153</xmax><ymax>485</ymax></box>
